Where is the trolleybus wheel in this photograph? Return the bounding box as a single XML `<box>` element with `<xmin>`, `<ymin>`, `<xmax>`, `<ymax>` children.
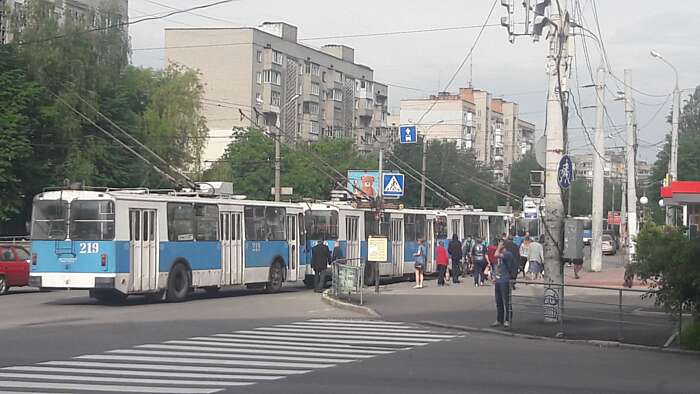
<box><xmin>0</xmin><ymin>276</ymin><xmax>8</xmax><ymax>295</ymax></box>
<box><xmin>266</xmin><ymin>261</ymin><xmax>284</xmax><ymax>293</ymax></box>
<box><xmin>167</xmin><ymin>263</ymin><xmax>191</xmax><ymax>302</ymax></box>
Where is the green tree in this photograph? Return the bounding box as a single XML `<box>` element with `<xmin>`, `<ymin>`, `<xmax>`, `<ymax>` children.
<box><xmin>0</xmin><ymin>46</ymin><xmax>42</xmax><ymax>223</ymax></box>
<box><xmin>392</xmin><ymin>139</ymin><xmax>501</xmax><ymax>209</ymax></box>
<box><xmin>646</xmin><ymin>86</ymin><xmax>700</xmax><ymax>222</ymax></box>
<box><xmin>633</xmin><ymin>223</ymin><xmax>700</xmax><ymax>323</ymax></box>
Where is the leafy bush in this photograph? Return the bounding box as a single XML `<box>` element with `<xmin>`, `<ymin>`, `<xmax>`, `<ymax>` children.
<box><xmin>680</xmin><ymin>323</ymin><xmax>700</xmax><ymax>350</ymax></box>
<box><xmin>632</xmin><ymin>223</ymin><xmax>700</xmax><ymax>322</ymax></box>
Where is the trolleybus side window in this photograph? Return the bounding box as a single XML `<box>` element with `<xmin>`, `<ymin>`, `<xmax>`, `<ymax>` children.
<box><xmin>31</xmin><ymin>200</ymin><xmax>69</xmax><ymax>240</ymax></box>
<box><xmin>167</xmin><ymin>203</ymin><xmax>194</xmax><ymax>241</ymax></box>
<box><xmin>435</xmin><ymin>215</ymin><xmax>447</xmax><ymax>239</ymax></box>
<box><xmin>364</xmin><ymin>211</ymin><xmax>390</xmax><ymax>239</ymax></box>
<box><xmin>415</xmin><ymin>214</ymin><xmax>426</xmax><ymax>239</ymax></box>
<box><xmin>244</xmin><ymin>206</ymin><xmax>287</xmax><ymax>241</ymax></box>
<box><xmin>305</xmin><ymin>210</ymin><xmax>339</xmax><ymax>240</ymax></box>
<box><xmin>404</xmin><ymin>214</ymin><xmax>427</xmax><ymax>240</ymax></box>
<box><xmin>69</xmin><ymin>200</ymin><xmax>115</xmax><ymax>241</ymax></box>
<box><xmin>195</xmin><ymin>204</ymin><xmax>219</xmax><ymax>241</ymax></box>
<box><xmin>463</xmin><ymin>215</ymin><xmax>480</xmax><ymax>238</ymax></box>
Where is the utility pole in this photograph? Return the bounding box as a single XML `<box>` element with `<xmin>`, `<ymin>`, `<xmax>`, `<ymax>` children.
<box><xmin>590</xmin><ymin>66</ymin><xmax>606</xmax><ymax>272</ymax></box>
<box><xmin>541</xmin><ymin>5</ymin><xmax>571</xmax><ymax>286</ymax></box>
<box><xmin>420</xmin><ymin>138</ymin><xmax>427</xmax><ymax>208</ymax></box>
<box><xmin>624</xmin><ymin>69</ymin><xmax>638</xmax><ymax>259</ymax></box>
<box><xmin>668</xmin><ymin>85</ymin><xmax>680</xmax><ymax>225</ymax></box>
<box><xmin>274</xmin><ymin>127</ymin><xmax>281</xmax><ymax>202</ymax></box>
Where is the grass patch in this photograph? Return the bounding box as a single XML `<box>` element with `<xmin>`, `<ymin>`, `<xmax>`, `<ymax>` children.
<box><xmin>680</xmin><ymin>323</ymin><xmax>700</xmax><ymax>350</ymax></box>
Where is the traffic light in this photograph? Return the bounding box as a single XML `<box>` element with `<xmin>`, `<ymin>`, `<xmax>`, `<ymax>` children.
<box><xmin>529</xmin><ymin>170</ymin><xmax>544</xmax><ymax>198</ymax></box>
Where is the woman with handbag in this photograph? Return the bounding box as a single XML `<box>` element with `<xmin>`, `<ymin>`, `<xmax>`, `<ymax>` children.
<box><xmin>413</xmin><ymin>239</ymin><xmax>427</xmax><ymax>289</ymax></box>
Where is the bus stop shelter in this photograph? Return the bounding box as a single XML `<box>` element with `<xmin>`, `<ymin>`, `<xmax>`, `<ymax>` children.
<box><xmin>660</xmin><ymin>181</ymin><xmax>700</xmax><ymax>236</ymax></box>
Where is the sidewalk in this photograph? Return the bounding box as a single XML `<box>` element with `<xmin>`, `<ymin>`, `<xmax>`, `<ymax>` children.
<box><xmin>564</xmin><ymin>253</ymin><xmax>646</xmax><ymax>288</ymax></box>
<box><xmin>358</xmin><ymin>271</ymin><xmax>675</xmax><ymax>347</ymax></box>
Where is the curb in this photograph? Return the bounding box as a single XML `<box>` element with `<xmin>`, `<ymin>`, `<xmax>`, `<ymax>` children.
<box><xmin>321</xmin><ymin>290</ymin><xmax>381</xmax><ymax>317</ymax></box>
<box><xmin>419</xmin><ymin>321</ymin><xmax>700</xmax><ymax>356</ymax></box>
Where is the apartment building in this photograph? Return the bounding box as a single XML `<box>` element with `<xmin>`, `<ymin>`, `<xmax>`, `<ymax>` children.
<box><xmin>399</xmin><ymin>88</ymin><xmax>536</xmax><ymax>182</ymax></box>
<box><xmin>0</xmin><ymin>0</ymin><xmax>128</xmax><ymax>44</ymax></box>
<box><xmin>573</xmin><ymin>150</ymin><xmax>653</xmax><ymax>184</ymax></box>
<box><xmin>165</xmin><ymin>22</ymin><xmax>389</xmax><ymax>166</ymax></box>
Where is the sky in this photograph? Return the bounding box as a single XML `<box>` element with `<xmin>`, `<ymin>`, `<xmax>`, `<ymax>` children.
<box><xmin>128</xmin><ymin>0</ymin><xmax>700</xmax><ymax>163</ymax></box>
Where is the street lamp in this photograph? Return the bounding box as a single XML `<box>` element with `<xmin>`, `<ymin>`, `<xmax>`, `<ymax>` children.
<box><xmin>418</xmin><ymin>120</ymin><xmax>445</xmax><ymax>208</ymax></box>
<box><xmin>651</xmin><ymin>49</ymin><xmax>680</xmax><ymax>226</ymax></box>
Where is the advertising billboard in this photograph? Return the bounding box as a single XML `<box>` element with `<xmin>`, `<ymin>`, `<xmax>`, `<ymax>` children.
<box><xmin>347</xmin><ymin>170</ymin><xmax>379</xmax><ymax>200</ymax></box>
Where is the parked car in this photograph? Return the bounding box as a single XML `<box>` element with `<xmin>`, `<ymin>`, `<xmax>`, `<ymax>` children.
<box><xmin>0</xmin><ymin>245</ymin><xmax>31</xmax><ymax>295</ymax></box>
<box><xmin>603</xmin><ymin>230</ymin><xmax>620</xmax><ymax>250</ymax></box>
<box><xmin>602</xmin><ymin>235</ymin><xmax>616</xmax><ymax>255</ymax></box>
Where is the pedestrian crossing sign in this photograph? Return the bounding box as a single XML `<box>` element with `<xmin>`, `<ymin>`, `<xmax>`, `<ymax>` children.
<box><xmin>382</xmin><ymin>173</ymin><xmax>404</xmax><ymax>198</ymax></box>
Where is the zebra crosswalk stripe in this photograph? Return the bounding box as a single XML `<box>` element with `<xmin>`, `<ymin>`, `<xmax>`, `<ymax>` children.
<box><xmin>0</xmin><ymin>319</ymin><xmax>459</xmax><ymax>393</ymax></box>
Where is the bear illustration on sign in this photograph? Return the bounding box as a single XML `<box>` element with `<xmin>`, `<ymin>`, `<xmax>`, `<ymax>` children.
<box><xmin>352</xmin><ymin>175</ymin><xmax>376</xmax><ymax>199</ymax></box>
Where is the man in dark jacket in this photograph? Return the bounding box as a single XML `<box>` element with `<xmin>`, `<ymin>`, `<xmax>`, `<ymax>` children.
<box><xmin>491</xmin><ymin>240</ymin><xmax>517</xmax><ymax>328</ymax></box>
<box><xmin>504</xmin><ymin>235</ymin><xmax>521</xmax><ymax>289</ymax></box>
<box><xmin>448</xmin><ymin>234</ymin><xmax>463</xmax><ymax>283</ymax></box>
<box><xmin>311</xmin><ymin>240</ymin><xmax>331</xmax><ymax>292</ymax></box>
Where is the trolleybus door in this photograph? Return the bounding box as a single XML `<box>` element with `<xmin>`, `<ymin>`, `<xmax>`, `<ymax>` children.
<box><xmin>345</xmin><ymin>216</ymin><xmax>360</xmax><ymax>261</ymax></box>
<box><xmin>390</xmin><ymin>218</ymin><xmax>404</xmax><ymax>276</ymax></box>
<box><xmin>129</xmin><ymin>209</ymin><xmax>158</xmax><ymax>292</ymax></box>
<box><xmin>426</xmin><ymin>219</ymin><xmax>435</xmax><ymax>273</ymax></box>
<box><xmin>480</xmin><ymin>216</ymin><xmax>490</xmax><ymax>243</ymax></box>
<box><xmin>286</xmin><ymin>214</ymin><xmax>299</xmax><ymax>282</ymax></box>
<box><xmin>220</xmin><ymin>211</ymin><xmax>244</xmax><ymax>285</ymax></box>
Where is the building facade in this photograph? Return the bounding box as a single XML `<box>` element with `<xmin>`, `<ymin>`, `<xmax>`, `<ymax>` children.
<box><xmin>572</xmin><ymin>150</ymin><xmax>653</xmax><ymax>184</ymax></box>
<box><xmin>1</xmin><ymin>0</ymin><xmax>128</xmax><ymax>44</ymax></box>
<box><xmin>399</xmin><ymin>88</ymin><xmax>536</xmax><ymax>182</ymax></box>
<box><xmin>165</xmin><ymin>22</ymin><xmax>389</xmax><ymax>166</ymax></box>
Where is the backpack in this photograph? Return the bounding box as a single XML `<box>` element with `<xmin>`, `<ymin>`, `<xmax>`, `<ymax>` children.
<box><xmin>472</xmin><ymin>244</ymin><xmax>485</xmax><ymax>262</ymax></box>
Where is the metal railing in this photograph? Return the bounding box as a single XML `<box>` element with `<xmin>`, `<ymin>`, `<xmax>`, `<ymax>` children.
<box><xmin>508</xmin><ymin>280</ymin><xmax>674</xmax><ymax>346</ymax></box>
<box><xmin>0</xmin><ymin>236</ymin><xmax>30</xmax><ymax>249</ymax></box>
<box><xmin>330</xmin><ymin>258</ymin><xmax>365</xmax><ymax>305</ymax></box>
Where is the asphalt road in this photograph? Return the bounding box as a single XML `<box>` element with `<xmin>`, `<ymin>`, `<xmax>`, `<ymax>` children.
<box><xmin>0</xmin><ymin>279</ymin><xmax>698</xmax><ymax>393</ymax></box>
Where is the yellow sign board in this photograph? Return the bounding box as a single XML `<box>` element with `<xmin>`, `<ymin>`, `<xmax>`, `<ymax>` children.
<box><xmin>368</xmin><ymin>236</ymin><xmax>388</xmax><ymax>262</ymax></box>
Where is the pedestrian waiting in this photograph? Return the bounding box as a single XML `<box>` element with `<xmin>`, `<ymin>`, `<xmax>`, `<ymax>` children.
<box><xmin>413</xmin><ymin>238</ymin><xmax>427</xmax><ymax>289</ymax></box>
<box><xmin>471</xmin><ymin>236</ymin><xmax>489</xmax><ymax>287</ymax></box>
<box><xmin>436</xmin><ymin>240</ymin><xmax>449</xmax><ymax>286</ymax></box>
<box><xmin>448</xmin><ymin>234</ymin><xmax>463</xmax><ymax>283</ymax></box>
<box><xmin>491</xmin><ymin>239</ymin><xmax>517</xmax><ymax>328</ymax></box>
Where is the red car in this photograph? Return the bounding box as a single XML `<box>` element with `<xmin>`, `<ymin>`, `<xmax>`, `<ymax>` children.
<box><xmin>0</xmin><ymin>244</ymin><xmax>31</xmax><ymax>295</ymax></box>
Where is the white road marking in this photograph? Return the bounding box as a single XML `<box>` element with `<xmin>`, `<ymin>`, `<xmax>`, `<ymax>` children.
<box><xmin>0</xmin><ymin>372</ymin><xmax>251</xmax><ymax>387</ymax></box>
<box><xmin>267</xmin><ymin>326</ymin><xmax>456</xmax><ymax>338</ymax></box>
<box><xmin>281</xmin><ymin>322</ymin><xmax>435</xmax><ymax>333</ymax></box>
<box><xmin>41</xmin><ymin>361</ymin><xmax>309</xmax><ymax>375</ymax></box>
<box><xmin>76</xmin><ymin>354</ymin><xmax>335</xmax><ymax>369</ymax></box>
<box><xmin>165</xmin><ymin>339</ymin><xmax>393</xmax><ymax>354</ymax></box>
<box><xmin>188</xmin><ymin>336</ymin><xmax>402</xmax><ymax>351</ymax></box>
<box><xmin>137</xmin><ymin>344</ymin><xmax>376</xmax><ymax>359</ymax></box>
<box><xmin>213</xmin><ymin>333</ymin><xmax>428</xmax><ymax>347</ymax></box>
<box><xmin>4</xmin><ymin>366</ymin><xmax>284</xmax><ymax>380</ymax></box>
<box><xmin>308</xmin><ymin>319</ymin><xmax>410</xmax><ymax>326</ymax></box>
<box><xmin>237</xmin><ymin>329</ymin><xmax>442</xmax><ymax>342</ymax></box>
<box><xmin>108</xmin><ymin>349</ymin><xmax>357</xmax><ymax>363</ymax></box>
<box><xmin>0</xmin><ymin>381</ymin><xmax>222</xmax><ymax>394</ymax></box>
<box><xmin>290</xmin><ymin>321</ymin><xmax>429</xmax><ymax>331</ymax></box>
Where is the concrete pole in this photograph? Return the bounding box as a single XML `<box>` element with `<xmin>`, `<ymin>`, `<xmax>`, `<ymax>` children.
<box><xmin>421</xmin><ymin>138</ymin><xmax>427</xmax><ymax>208</ymax></box>
<box><xmin>274</xmin><ymin>127</ymin><xmax>281</xmax><ymax>202</ymax></box>
<box><xmin>590</xmin><ymin>66</ymin><xmax>606</xmax><ymax>272</ymax></box>
<box><xmin>667</xmin><ymin>85</ymin><xmax>680</xmax><ymax>225</ymax></box>
<box><xmin>542</xmin><ymin>6</ymin><xmax>569</xmax><ymax>287</ymax></box>
<box><xmin>624</xmin><ymin>69</ymin><xmax>638</xmax><ymax>259</ymax></box>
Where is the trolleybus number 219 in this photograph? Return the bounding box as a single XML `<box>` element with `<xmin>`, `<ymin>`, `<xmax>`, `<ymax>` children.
<box><xmin>79</xmin><ymin>242</ymin><xmax>99</xmax><ymax>254</ymax></box>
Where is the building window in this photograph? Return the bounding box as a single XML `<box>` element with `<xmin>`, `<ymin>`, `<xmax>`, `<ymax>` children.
<box><xmin>335</xmin><ymin>71</ymin><xmax>343</xmax><ymax>83</ymax></box>
<box><xmin>272</xmin><ymin>50</ymin><xmax>284</xmax><ymax>65</ymax></box>
<box><xmin>257</xmin><ymin>50</ymin><xmax>263</xmax><ymax>63</ymax></box>
<box><xmin>311</xmin><ymin>83</ymin><xmax>321</xmax><ymax>96</ymax></box>
<box><xmin>303</xmin><ymin>102</ymin><xmax>319</xmax><ymax>115</ymax></box>
<box><xmin>360</xmin><ymin>80</ymin><xmax>366</xmax><ymax>89</ymax></box>
<box><xmin>310</xmin><ymin>121</ymin><xmax>320</xmax><ymax>135</ymax></box>
<box><xmin>305</xmin><ymin>62</ymin><xmax>321</xmax><ymax>76</ymax></box>
<box><xmin>255</xmin><ymin>92</ymin><xmax>262</xmax><ymax>104</ymax></box>
<box><xmin>322</xmin><ymin>71</ymin><xmax>326</xmax><ymax>82</ymax></box>
<box><xmin>333</xmin><ymin>89</ymin><xmax>343</xmax><ymax>102</ymax></box>
<box><xmin>271</xmin><ymin>91</ymin><xmax>281</xmax><ymax>107</ymax></box>
<box><xmin>263</xmin><ymin>70</ymin><xmax>281</xmax><ymax>85</ymax></box>
<box><xmin>256</xmin><ymin>72</ymin><xmax>262</xmax><ymax>84</ymax></box>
